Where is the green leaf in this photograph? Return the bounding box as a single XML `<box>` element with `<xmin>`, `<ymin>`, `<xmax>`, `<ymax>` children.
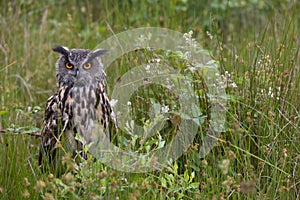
<box><xmin>174</xmin><ymin>162</ymin><xmax>178</xmax><ymax>175</ymax></box>
<box><xmin>189</xmin><ymin>182</ymin><xmax>200</xmax><ymax>189</ymax></box>
<box><xmin>189</xmin><ymin>171</ymin><xmax>195</xmax><ymax>183</ymax></box>
<box><xmin>75</xmin><ymin>133</ymin><xmax>84</xmax><ymax>143</ymax></box>
<box><xmin>22</xmin><ymin>127</ymin><xmax>40</xmax><ymax>134</ymax></box>
<box><xmin>0</xmin><ymin>110</ymin><xmax>8</xmax><ymax>115</ymax></box>
<box><xmin>161</xmin><ymin>177</ymin><xmax>167</xmax><ymax>188</ymax></box>
<box><xmin>177</xmin><ymin>193</ymin><xmax>184</xmax><ymax>199</ymax></box>
<box><xmin>84</xmin><ymin>144</ymin><xmax>90</xmax><ymax>153</ymax></box>
<box><xmin>184</xmin><ymin>170</ymin><xmax>189</xmax><ymax>183</ymax></box>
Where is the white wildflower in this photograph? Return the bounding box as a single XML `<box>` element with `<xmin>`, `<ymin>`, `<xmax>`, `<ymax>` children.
<box><xmin>155</xmin><ymin>58</ymin><xmax>160</xmax><ymax>63</ymax></box>
<box><xmin>206</xmin><ymin>31</ymin><xmax>213</xmax><ymax>40</ymax></box>
<box><xmin>231</xmin><ymin>82</ymin><xmax>237</xmax><ymax>88</ymax></box>
<box><xmin>268</xmin><ymin>87</ymin><xmax>274</xmax><ymax>98</ymax></box>
<box><xmin>145</xmin><ymin>64</ymin><xmax>150</xmax><ymax>71</ymax></box>
<box><xmin>161</xmin><ymin>105</ymin><xmax>169</xmax><ymax>114</ymax></box>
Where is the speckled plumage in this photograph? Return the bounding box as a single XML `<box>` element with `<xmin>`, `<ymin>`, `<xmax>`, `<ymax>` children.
<box><xmin>39</xmin><ymin>46</ymin><xmax>117</xmax><ymax>169</ymax></box>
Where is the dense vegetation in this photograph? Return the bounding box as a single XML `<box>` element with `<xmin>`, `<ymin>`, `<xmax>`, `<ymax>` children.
<box><xmin>0</xmin><ymin>0</ymin><xmax>299</xmax><ymax>199</ymax></box>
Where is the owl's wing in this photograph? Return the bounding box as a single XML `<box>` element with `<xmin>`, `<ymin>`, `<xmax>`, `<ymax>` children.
<box><xmin>96</xmin><ymin>82</ymin><xmax>118</xmax><ymax>139</ymax></box>
<box><xmin>40</xmin><ymin>88</ymin><xmax>87</xmax><ymax>169</ymax></box>
<box><xmin>39</xmin><ymin>94</ymin><xmax>60</xmax><ymax>166</ymax></box>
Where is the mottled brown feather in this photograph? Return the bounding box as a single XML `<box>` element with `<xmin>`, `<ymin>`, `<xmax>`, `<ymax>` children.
<box><xmin>39</xmin><ymin>79</ymin><xmax>117</xmax><ymax>169</ymax></box>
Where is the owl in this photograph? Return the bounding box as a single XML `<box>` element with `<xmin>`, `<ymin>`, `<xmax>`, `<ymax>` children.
<box><xmin>39</xmin><ymin>46</ymin><xmax>117</xmax><ymax>171</ymax></box>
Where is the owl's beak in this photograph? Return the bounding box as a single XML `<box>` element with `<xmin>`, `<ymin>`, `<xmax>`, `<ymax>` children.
<box><xmin>75</xmin><ymin>68</ymin><xmax>79</xmax><ymax>77</ymax></box>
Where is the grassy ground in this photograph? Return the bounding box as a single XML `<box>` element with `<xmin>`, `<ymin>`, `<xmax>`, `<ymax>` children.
<box><xmin>0</xmin><ymin>0</ymin><xmax>299</xmax><ymax>199</ymax></box>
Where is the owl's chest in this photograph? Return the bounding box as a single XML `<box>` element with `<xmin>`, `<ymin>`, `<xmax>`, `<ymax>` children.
<box><xmin>59</xmin><ymin>85</ymin><xmax>98</xmax><ymax>128</ymax></box>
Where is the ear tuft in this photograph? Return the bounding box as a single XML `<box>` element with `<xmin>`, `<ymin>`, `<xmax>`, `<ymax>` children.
<box><xmin>86</xmin><ymin>49</ymin><xmax>107</xmax><ymax>62</ymax></box>
<box><xmin>92</xmin><ymin>49</ymin><xmax>108</xmax><ymax>57</ymax></box>
<box><xmin>52</xmin><ymin>46</ymin><xmax>70</xmax><ymax>57</ymax></box>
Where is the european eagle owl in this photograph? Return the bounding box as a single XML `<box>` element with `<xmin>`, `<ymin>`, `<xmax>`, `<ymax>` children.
<box><xmin>39</xmin><ymin>46</ymin><xmax>117</xmax><ymax>170</ymax></box>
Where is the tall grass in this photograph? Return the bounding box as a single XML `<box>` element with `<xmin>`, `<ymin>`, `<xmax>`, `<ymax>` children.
<box><xmin>0</xmin><ymin>0</ymin><xmax>299</xmax><ymax>199</ymax></box>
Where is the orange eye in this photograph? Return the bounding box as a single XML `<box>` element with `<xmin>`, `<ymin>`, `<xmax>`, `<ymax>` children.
<box><xmin>83</xmin><ymin>63</ymin><xmax>91</xmax><ymax>69</ymax></box>
<box><xmin>65</xmin><ymin>62</ymin><xmax>73</xmax><ymax>69</ymax></box>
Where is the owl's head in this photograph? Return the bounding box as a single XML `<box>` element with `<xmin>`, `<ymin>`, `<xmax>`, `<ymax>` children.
<box><xmin>53</xmin><ymin>46</ymin><xmax>107</xmax><ymax>86</ymax></box>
